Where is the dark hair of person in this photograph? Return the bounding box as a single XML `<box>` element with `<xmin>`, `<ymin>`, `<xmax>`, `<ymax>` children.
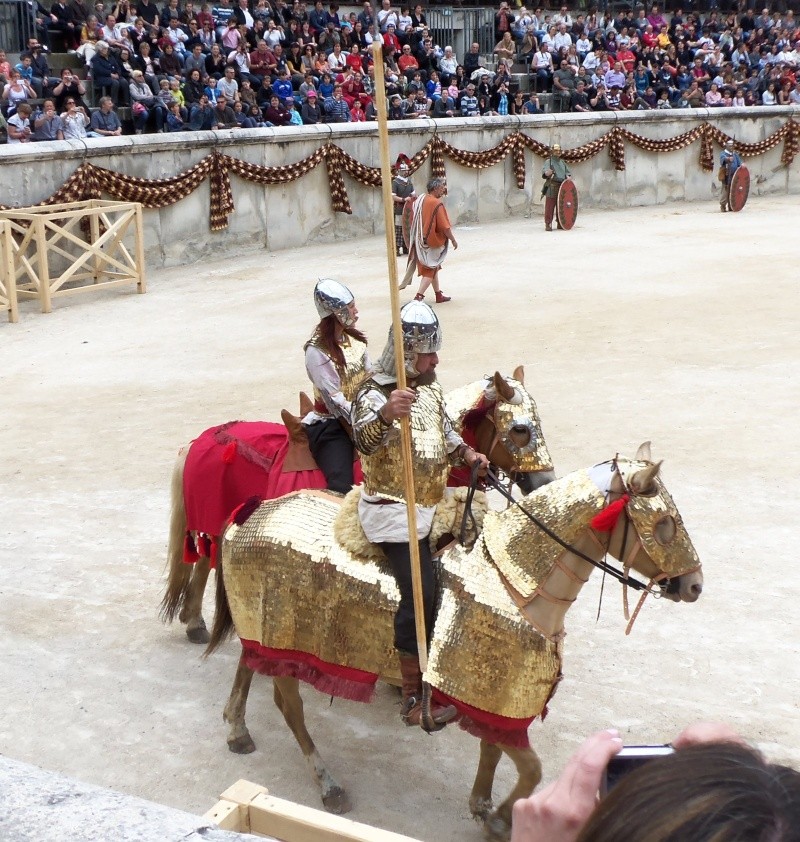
<box><xmin>317</xmin><ymin>314</ymin><xmax>367</xmax><ymax>370</ymax></box>
<box><xmin>577</xmin><ymin>742</ymin><xmax>800</xmax><ymax>842</ymax></box>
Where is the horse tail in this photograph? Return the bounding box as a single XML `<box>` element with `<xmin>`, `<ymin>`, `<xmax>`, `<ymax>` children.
<box><xmin>205</xmin><ymin>496</ymin><xmax>263</xmax><ymax>656</ymax></box>
<box><xmin>204</xmin><ymin>551</ymin><xmax>234</xmax><ymax>657</ymax></box>
<box><xmin>159</xmin><ymin>447</ymin><xmax>191</xmax><ymax>624</ymax></box>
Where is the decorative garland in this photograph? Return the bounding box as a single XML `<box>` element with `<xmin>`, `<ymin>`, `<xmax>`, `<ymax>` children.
<box><xmin>1</xmin><ymin>119</ymin><xmax>797</xmax><ymax>231</ymax></box>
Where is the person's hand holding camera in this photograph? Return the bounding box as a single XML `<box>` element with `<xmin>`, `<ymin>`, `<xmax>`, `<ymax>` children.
<box><xmin>510</xmin><ymin>729</ymin><xmax>623</xmax><ymax>842</ymax></box>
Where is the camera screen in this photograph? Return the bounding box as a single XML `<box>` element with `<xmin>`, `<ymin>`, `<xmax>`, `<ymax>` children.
<box><xmin>601</xmin><ymin>746</ymin><xmax>674</xmax><ymax>797</ymax></box>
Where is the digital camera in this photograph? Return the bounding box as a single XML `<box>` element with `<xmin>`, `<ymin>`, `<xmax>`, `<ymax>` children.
<box><xmin>600</xmin><ymin>745</ymin><xmax>675</xmax><ymax>797</ymax></box>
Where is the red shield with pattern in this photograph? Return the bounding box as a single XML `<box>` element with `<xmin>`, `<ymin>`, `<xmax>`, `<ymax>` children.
<box><xmin>556</xmin><ymin>178</ymin><xmax>578</xmax><ymax>230</ymax></box>
<box><xmin>729</xmin><ymin>165</ymin><xmax>750</xmax><ymax>213</ymax></box>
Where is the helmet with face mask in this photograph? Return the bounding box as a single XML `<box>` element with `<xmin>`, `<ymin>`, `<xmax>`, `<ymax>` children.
<box><xmin>314</xmin><ymin>278</ymin><xmax>356</xmax><ymax>326</ymax></box>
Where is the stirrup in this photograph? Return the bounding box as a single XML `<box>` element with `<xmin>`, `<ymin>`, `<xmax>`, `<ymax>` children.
<box><xmin>414</xmin><ymin>293</ymin><xmax>425</xmax><ymax>301</ymax></box>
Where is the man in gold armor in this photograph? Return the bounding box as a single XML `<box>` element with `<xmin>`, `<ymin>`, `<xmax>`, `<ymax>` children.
<box><xmin>352</xmin><ymin>301</ymin><xmax>489</xmax><ymax>731</ymax></box>
<box><xmin>301</xmin><ymin>278</ymin><xmax>371</xmax><ymax>494</ymax></box>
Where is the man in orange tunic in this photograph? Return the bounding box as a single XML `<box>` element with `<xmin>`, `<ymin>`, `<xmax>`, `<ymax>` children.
<box><xmin>399</xmin><ymin>177</ymin><xmax>458</xmax><ymax>304</ymax></box>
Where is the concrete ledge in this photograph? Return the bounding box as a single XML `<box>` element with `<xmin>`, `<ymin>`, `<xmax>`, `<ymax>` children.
<box><xmin>0</xmin><ymin>755</ymin><xmax>260</xmax><ymax>841</ymax></box>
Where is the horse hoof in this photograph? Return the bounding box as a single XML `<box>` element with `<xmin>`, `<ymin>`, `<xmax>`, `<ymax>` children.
<box><xmin>469</xmin><ymin>797</ymin><xmax>493</xmax><ymax>822</ymax></box>
<box><xmin>227</xmin><ymin>735</ymin><xmax>256</xmax><ymax>755</ymax></box>
<box><xmin>483</xmin><ymin>813</ymin><xmax>511</xmax><ymax>841</ymax></box>
<box><xmin>186</xmin><ymin>625</ymin><xmax>210</xmax><ymax>644</ymax></box>
<box><xmin>322</xmin><ymin>786</ymin><xmax>351</xmax><ymax>815</ymax></box>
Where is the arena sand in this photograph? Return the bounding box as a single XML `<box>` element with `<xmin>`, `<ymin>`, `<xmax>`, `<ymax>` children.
<box><xmin>1</xmin><ymin>196</ymin><xmax>798</xmax><ymax>841</ymax></box>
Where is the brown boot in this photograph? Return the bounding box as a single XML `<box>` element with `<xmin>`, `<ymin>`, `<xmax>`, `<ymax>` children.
<box><xmin>434</xmin><ymin>290</ymin><xmax>451</xmax><ymax>303</ymax></box>
<box><xmin>398</xmin><ymin>653</ymin><xmax>457</xmax><ymax>732</ymax></box>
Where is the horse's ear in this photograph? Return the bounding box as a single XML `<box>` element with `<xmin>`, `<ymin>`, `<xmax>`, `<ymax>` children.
<box><xmin>512</xmin><ymin>365</ymin><xmax>525</xmax><ymax>384</ymax></box>
<box><xmin>299</xmin><ymin>392</ymin><xmax>314</xmax><ymax>416</ymax></box>
<box><xmin>493</xmin><ymin>371</ymin><xmax>516</xmax><ymax>402</ymax></box>
<box><xmin>630</xmin><ymin>460</ymin><xmax>662</xmax><ymax>494</ymax></box>
<box><xmin>635</xmin><ymin>441</ymin><xmax>652</xmax><ymax>462</ymax></box>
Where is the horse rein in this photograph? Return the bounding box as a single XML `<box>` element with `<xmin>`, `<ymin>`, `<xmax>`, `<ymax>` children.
<box><xmin>473</xmin><ymin>466</ymin><xmax>658</xmax><ymax>595</ymax></box>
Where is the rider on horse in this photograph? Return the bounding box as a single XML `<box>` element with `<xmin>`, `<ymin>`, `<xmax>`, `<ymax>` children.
<box><xmin>302</xmin><ymin>279</ymin><xmax>371</xmax><ymax>494</ymax></box>
<box><xmin>352</xmin><ymin>301</ymin><xmax>490</xmax><ymax>731</ymax></box>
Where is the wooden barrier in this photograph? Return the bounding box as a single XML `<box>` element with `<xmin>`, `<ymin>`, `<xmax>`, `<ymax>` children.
<box><xmin>204</xmin><ymin>780</ymin><xmax>424</xmax><ymax>842</ymax></box>
<box><xmin>0</xmin><ymin>199</ymin><xmax>146</xmax><ymax>315</ymax></box>
<box><xmin>0</xmin><ymin>220</ymin><xmax>19</xmax><ymax>323</ymax></box>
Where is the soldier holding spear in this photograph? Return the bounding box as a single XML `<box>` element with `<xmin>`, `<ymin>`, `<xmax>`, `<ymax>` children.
<box><xmin>351</xmin><ymin>39</ymin><xmax>489</xmax><ymax>733</ymax></box>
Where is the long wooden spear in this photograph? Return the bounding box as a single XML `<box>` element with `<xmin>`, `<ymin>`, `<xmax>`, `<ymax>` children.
<box><xmin>370</xmin><ymin>40</ymin><xmax>429</xmax><ymax>672</ymax></box>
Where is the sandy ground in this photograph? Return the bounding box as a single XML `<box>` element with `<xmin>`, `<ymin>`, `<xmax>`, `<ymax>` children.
<box><xmin>2</xmin><ymin>196</ymin><xmax>799</xmax><ymax>841</ymax></box>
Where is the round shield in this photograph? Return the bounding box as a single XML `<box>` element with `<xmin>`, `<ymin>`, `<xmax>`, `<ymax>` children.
<box><xmin>401</xmin><ymin>197</ymin><xmax>414</xmax><ymax>251</ymax></box>
<box><xmin>556</xmin><ymin>178</ymin><xmax>578</xmax><ymax>230</ymax></box>
<box><xmin>728</xmin><ymin>165</ymin><xmax>750</xmax><ymax>213</ymax></box>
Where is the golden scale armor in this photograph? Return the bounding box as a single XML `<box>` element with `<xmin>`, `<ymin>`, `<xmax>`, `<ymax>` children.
<box><xmin>221</xmin><ymin>460</ymin><xmax>699</xmax><ymax>721</ymax></box>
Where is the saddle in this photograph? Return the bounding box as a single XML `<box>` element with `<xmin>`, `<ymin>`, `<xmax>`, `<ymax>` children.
<box><xmin>280</xmin><ymin>392</ymin><xmax>319</xmax><ymax>473</ymax></box>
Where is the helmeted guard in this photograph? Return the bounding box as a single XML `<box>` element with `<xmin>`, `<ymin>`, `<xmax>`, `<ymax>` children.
<box><xmin>301</xmin><ymin>278</ymin><xmax>371</xmax><ymax>494</ymax></box>
<box><xmin>541</xmin><ymin>143</ymin><xmax>571</xmax><ymax>231</ymax></box>
<box><xmin>719</xmin><ymin>139</ymin><xmax>742</xmax><ymax>213</ymax></box>
<box><xmin>391</xmin><ymin>154</ymin><xmax>416</xmax><ymax>256</ymax></box>
<box><xmin>352</xmin><ymin>301</ymin><xmax>489</xmax><ymax>731</ymax></box>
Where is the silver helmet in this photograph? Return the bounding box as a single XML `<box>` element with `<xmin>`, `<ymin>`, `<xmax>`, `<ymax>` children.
<box><xmin>400</xmin><ymin>300</ymin><xmax>441</xmax><ymax>354</ymax></box>
<box><xmin>374</xmin><ymin>301</ymin><xmax>442</xmax><ymax>381</ymax></box>
<box><xmin>314</xmin><ymin>278</ymin><xmax>355</xmax><ymax>326</ymax></box>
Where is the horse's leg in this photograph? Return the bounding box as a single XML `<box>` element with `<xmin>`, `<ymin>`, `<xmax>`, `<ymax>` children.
<box><xmin>223</xmin><ymin>651</ymin><xmax>257</xmax><ymax>754</ymax></box>
<box><xmin>179</xmin><ymin>554</ymin><xmax>211</xmax><ymax>644</ymax></box>
<box><xmin>469</xmin><ymin>740</ymin><xmax>503</xmax><ymax>822</ymax></box>
<box><xmin>272</xmin><ymin>676</ymin><xmax>351</xmax><ymax>815</ymax></box>
<box><xmin>483</xmin><ymin>746</ymin><xmax>542</xmax><ymax>841</ymax></box>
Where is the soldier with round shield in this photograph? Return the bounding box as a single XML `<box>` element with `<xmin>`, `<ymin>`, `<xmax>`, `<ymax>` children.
<box><xmin>541</xmin><ymin>143</ymin><xmax>572</xmax><ymax>231</ymax></box>
<box><xmin>352</xmin><ymin>301</ymin><xmax>489</xmax><ymax>731</ymax></box>
<box><xmin>301</xmin><ymin>278</ymin><xmax>371</xmax><ymax>494</ymax></box>
<box><xmin>718</xmin><ymin>139</ymin><xmax>747</xmax><ymax>213</ymax></box>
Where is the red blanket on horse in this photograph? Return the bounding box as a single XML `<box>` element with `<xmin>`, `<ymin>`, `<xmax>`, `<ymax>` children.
<box><xmin>183</xmin><ymin>421</ymin><xmax>363</xmax><ymax>564</ymax></box>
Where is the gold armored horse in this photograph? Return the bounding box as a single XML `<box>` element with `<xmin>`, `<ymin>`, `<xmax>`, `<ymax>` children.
<box><xmin>162</xmin><ymin>368</ymin><xmax>555</xmax><ymax>643</ymax></box>
<box><xmin>206</xmin><ymin>443</ymin><xmax>703</xmax><ymax>839</ymax></box>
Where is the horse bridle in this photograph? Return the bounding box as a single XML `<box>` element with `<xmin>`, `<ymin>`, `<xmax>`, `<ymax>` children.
<box><xmin>462</xmin><ymin>464</ymin><xmax>668</xmax><ymax>596</ymax></box>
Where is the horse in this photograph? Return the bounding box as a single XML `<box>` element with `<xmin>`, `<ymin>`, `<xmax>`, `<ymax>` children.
<box><xmin>161</xmin><ymin>367</ymin><xmax>556</xmax><ymax>644</ymax></box>
<box><xmin>205</xmin><ymin>443</ymin><xmax>704</xmax><ymax>840</ymax></box>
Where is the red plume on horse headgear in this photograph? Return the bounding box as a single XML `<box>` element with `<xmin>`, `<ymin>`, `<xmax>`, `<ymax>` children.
<box><xmin>590</xmin><ymin>495</ymin><xmax>630</xmax><ymax>532</ymax></box>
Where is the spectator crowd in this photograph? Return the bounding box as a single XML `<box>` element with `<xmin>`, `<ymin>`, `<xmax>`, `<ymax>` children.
<box><xmin>1</xmin><ymin>0</ymin><xmax>799</xmax><ymax>141</ymax></box>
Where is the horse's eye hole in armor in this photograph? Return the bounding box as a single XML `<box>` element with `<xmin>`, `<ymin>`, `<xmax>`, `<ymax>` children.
<box><xmin>654</xmin><ymin>514</ymin><xmax>677</xmax><ymax>545</ymax></box>
<box><xmin>509</xmin><ymin>423</ymin><xmax>532</xmax><ymax>449</ymax></box>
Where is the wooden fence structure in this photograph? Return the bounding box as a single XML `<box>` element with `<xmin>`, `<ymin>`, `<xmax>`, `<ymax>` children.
<box><xmin>0</xmin><ymin>199</ymin><xmax>145</xmax><ymax>320</ymax></box>
<box><xmin>205</xmin><ymin>780</ymin><xmax>424</xmax><ymax>842</ymax></box>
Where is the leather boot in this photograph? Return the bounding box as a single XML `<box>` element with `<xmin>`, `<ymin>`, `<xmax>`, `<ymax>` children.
<box><xmin>434</xmin><ymin>290</ymin><xmax>451</xmax><ymax>303</ymax></box>
<box><xmin>398</xmin><ymin>653</ymin><xmax>457</xmax><ymax>731</ymax></box>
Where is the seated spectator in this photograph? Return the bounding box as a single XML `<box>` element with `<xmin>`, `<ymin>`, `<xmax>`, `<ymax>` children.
<box><xmin>28</xmin><ymin>42</ymin><xmax>56</xmax><ymax>97</ymax></box>
<box><xmin>705</xmin><ymin>81</ymin><xmax>723</xmax><ymax>105</ymax></box>
<box><xmin>397</xmin><ymin>43</ymin><xmax>419</xmax><ymax>81</ymax></box>
<box><xmin>158</xmin><ymin>43</ymin><xmax>183</xmax><ymax>78</ymax></box>
<box><xmin>300</xmin><ymin>88</ymin><xmax>322</xmax><ymax>123</ymax></box>
<box><xmin>2</xmin><ymin>69</ymin><xmax>36</xmax><ymax>118</ymax></box>
<box><xmin>494</xmin><ymin>31</ymin><xmax>516</xmax><ymax>64</ymax></box>
<box><xmin>522</xmin><ymin>92</ymin><xmax>543</xmax><ymax>114</ymax></box>
<box><xmin>217</xmin><ymin>64</ymin><xmax>239</xmax><ymax>104</ymax></box>
<box><xmin>211</xmin><ymin>94</ymin><xmax>237</xmax><ymax>127</ymax></box>
<box><xmin>89</xmin><ymin>95</ymin><xmax>123</xmax><ymax>135</ymax></box>
<box><xmin>431</xmin><ymin>92</ymin><xmax>455</xmax><ymax>117</ymax></box>
<box><xmin>33</xmin><ymin>98</ymin><xmax>65</xmax><ymax>140</ymax></box>
<box><xmin>762</xmin><ymin>81</ymin><xmax>777</xmax><ymax>104</ymax></box>
<box><xmin>571</xmin><ymin>78</ymin><xmax>591</xmax><ymax>111</ymax></box>
<box><xmin>531</xmin><ymin>45</ymin><xmax>553</xmax><ymax>91</ymax></box>
<box><xmin>322</xmin><ymin>84</ymin><xmax>350</xmax><ymax>122</ymax></box>
<box><xmin>6</xmin><ymin>101</ymin><xmax>33</xmax><ymax>142</ymax></box>
<box><xmin>509</xmin><ymin>723</ymin><xmax>800</xmax><ymax>842</ymax></box>
<box><xmin>460</xmin><ymin>82</ymin><xmax>478</xmax><ymax>116</ymax></box>
<box><xmin>387</xmin><ymin>92</ymin><xmax>406</xmax><ymax>119</ymax></box>
<box><xmin>91</xmin><ymin>42</ymin><xmax>125</xmax><ymax>105</ymax></box>
<box><xmin>189</xmin><ymin>93</ymin><xmax>215</xmax><ymax>128</ymax></box>
<box><xmin>263</xmin><ymin>92</ymin><xmax>291</xmax><ymax>125</ymax></box>
<box><xmin>166</xmin><ymin>99</ymin><xmax>186</xmax><ymax>129</ymax></box>
<box><xmin>129</xmin><ymin>68</ymin><xmax>165</xmax><ymax>131</ymax></box>
<box><xmin>61</xmin><ymin>97</ymin><xmax>92</xmax><ymax>138</ymax></box>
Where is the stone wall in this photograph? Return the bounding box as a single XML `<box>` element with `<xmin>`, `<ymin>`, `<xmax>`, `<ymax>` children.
<box><xmin>1</xmin><ymin>107</ymin><xmax>797</xmax><ymax>268</ymax></box>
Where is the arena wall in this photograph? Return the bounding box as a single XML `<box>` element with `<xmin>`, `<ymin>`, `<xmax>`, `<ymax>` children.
<box><xmin>1</xmin><ymin>107</ymin><xmax>797</xmax><ymax>268</ymax></box>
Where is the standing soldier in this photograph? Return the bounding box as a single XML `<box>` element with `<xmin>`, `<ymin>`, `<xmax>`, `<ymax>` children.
<box><xmin>541</xmin><ymin>143</ymin><xmax>571</xmax><ymax>231</ymax></box>
<box><xmin>391</xmin><ymin>154</ymin><xmax>416</xmax><ymax>257</ymax></box>
<box><xmin>352</xmin><ymin>301</ymin><xmax>489</xmax><ymax>730</ymax></box>
<box><xmin>718</xmin><ymin>139</ymin><xmax>742</xmax><ymax>213</ymax></box>
<box><xmin>301</xmin><ymin>279</ymin><xmax>371</xmax><ymax>494</ymax></box>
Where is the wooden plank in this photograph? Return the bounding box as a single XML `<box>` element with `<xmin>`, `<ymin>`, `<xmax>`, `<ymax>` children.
<box><xmin>0</xmin><ymin>221</ymin><xmax>19</xmax><ymax>323</ymax></box>
<box><xmin>34</xmin><ymin>217</ymin><xmax>51</xmax><ymax>313</ymax></box>
<box><xmin>133</xmin><ymin>204</ymin><xmax>147</xmax><ymax>294</ymax></box>
<box><xmin>203</xmin><ymin>798</ymin><xmax>245</xmax><ymax>833</ymax></box>
<box><xmin>246</xmin><ymin>793</ymin><xmax>424</xmax><ymax>842</ymax></box>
